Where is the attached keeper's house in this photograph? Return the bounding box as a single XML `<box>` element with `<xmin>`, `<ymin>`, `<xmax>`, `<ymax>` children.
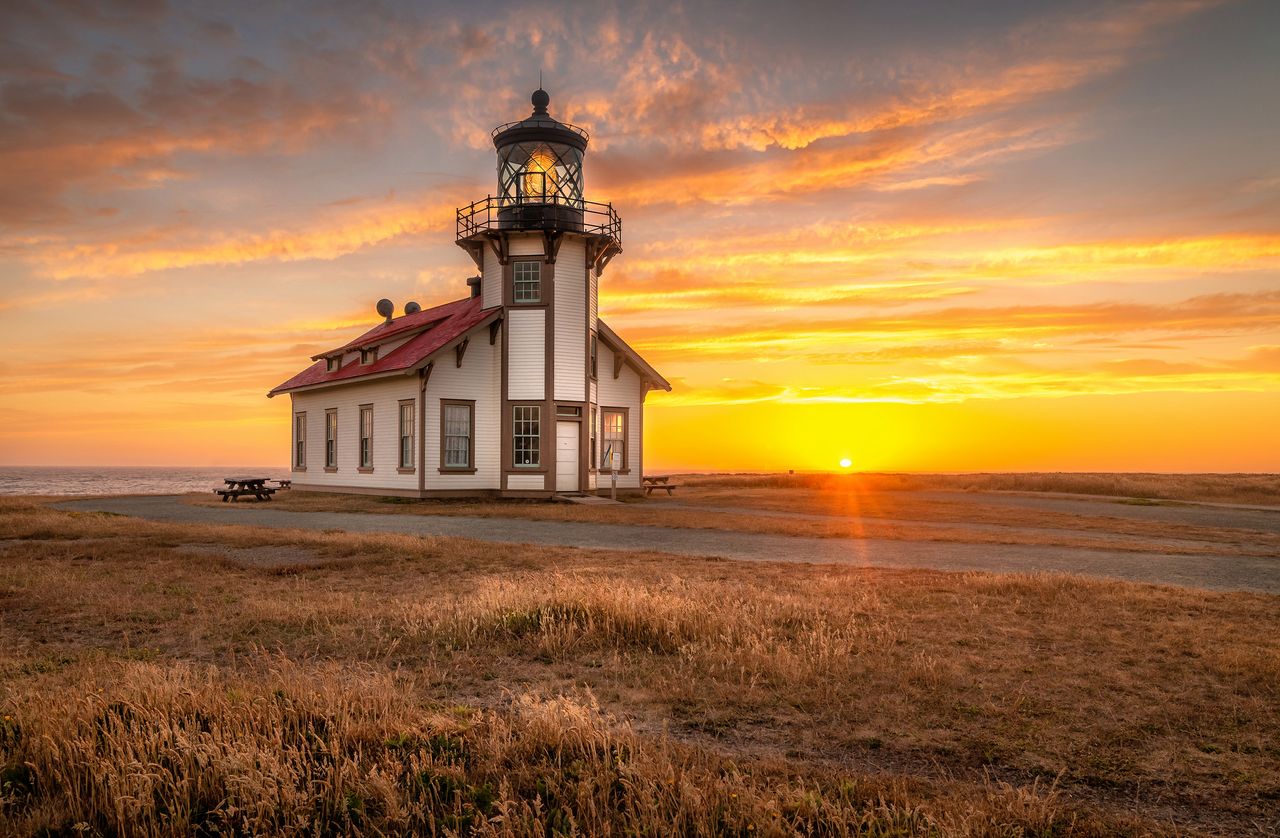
<box><xmin>268</xmin><ymin>88</ymin><xmax>670</xmax><ymax>497</ymax></box>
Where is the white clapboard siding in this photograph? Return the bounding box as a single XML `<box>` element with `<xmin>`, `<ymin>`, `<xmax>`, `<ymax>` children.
<box><xmin>482</xmin><ymin>249</ymin><xmax>502</xmax><ymax>310</ymax></box>
<box><xmin>553</xmin><ymin>238</ymin><xmax>586</xmax><ymax>401</ymax></box>
<box><xmin>595</xmin><ymin>343</ymin><xmax>644</xmax><ymax>488</ymax></box>
<box><xmin>508</xmin><ymin>234</ymin><xmax>542</xmax><ymax>258</ymax></box>
<box><xmin>423</xmin><ymin>328</ymin><xmax>501</xmax><ymax>489</ymax></box>
<box><xmin>290</xmin><ymin>375</ymin><xmax>420</xmax><ymax>491</ymax></box>
<box><xmin>507</xmin><ymin>309</ymin><xmax>545</xmax><ymax>400</ymax></box>
<box><xmin>507</xmin><ymin>473</ymin><xmax>546</xmax><ymax>490</ymax></box>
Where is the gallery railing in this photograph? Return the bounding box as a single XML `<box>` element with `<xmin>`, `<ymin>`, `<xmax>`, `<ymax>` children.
<box><xmin>457</xmin><ymin>195</ymin><xmax>621</xmax><ymax>247</ymax></box>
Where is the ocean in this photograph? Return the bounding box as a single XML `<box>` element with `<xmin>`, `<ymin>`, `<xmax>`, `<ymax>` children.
<box><xmin>0</xmin><ymin>466</ymin><xmax>289</xmax><ymax>496</ymax></box>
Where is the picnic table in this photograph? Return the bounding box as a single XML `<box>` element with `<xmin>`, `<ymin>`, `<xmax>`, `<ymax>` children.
<box><xmin>214</xmin><ymin>476</ymin><xmax>277</xmax><ymax>502</ymax></box>
<box><xmin>642</xmin><ymin>475</ymin><xmax>678</xmax><ymax>497</ymax></box>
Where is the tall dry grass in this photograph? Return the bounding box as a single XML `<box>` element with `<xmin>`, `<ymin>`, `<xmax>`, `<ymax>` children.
<box><xmin>2</xmin><ymin>497</ymin><xmax>1278</xmax><ymax>834</ymax></box>
<box><xmin>2</xmin><ymin>661</ymin><xmax>1127</xmax><ymax>837</ymax></box>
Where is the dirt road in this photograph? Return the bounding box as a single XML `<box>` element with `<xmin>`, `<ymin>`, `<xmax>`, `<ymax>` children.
<box><xmin>59</xmin><ymin>494</ymin><xmax>1280</xmax><ymax>593</ymax></box>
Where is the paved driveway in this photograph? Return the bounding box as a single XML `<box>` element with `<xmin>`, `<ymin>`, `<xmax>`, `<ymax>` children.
<box><xmin>58</xmin><ymin>495</ymin><xmax>1280</xmax><ymax>594</ymax></box>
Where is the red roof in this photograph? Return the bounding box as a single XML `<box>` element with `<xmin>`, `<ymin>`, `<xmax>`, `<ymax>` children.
<box><xmin>268</xmin><ymin>296</ymin><xmax>498</xmax><ymax>397</ymax></box>
<box><xmin>317</xmin><ymin>296</ymin><xmax>480</xmax><ymax>358</ymax></box>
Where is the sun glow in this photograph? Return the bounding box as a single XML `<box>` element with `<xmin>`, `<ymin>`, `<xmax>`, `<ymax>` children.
<box><xmin>839</xmin><ymin>458</ymin><xmax>853</xmax><ymax>469</ymax></box>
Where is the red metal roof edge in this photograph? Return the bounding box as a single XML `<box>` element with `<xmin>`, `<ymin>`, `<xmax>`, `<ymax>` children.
<box><xmin>269</xmin><ymin>299</ymin><xmax>499</xmax><ymax>397</ymax></box>
<box><xmin>597</xmin><ymin>320</ymin><xmax>671</xmax><ymax>391</ymax></box>
<box><xmin>312</xmin><ymin>297</ymin><xmax>480</xmax><ymax>360</ymax></box>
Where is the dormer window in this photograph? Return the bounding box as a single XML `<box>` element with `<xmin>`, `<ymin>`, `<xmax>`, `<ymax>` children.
<box><xmin>360</xmin><ymin>347</ymin><xmax>378</xmax><ymax>365</ymax></box>
<box><xmin>325</xmin><ymin>357</ymin><xmax>340</xmax><ymax>373</ymax></box>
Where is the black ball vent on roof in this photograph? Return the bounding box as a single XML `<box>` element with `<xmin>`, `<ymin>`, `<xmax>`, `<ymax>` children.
<box><xmin>404</xmin><ymin>301</ymin><xmax>421</xmax><ymax>315</ymax></box>
<box><xmin>376</xmin><ymin>298</ymin><xmax>394</xmax><ymax>322</ymax></box>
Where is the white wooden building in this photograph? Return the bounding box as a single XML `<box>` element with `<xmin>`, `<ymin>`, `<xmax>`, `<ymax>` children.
<box><xmin>268</xmin><ymin>89</ymin><xmax>670</xmax><ymax>497</ymax></box>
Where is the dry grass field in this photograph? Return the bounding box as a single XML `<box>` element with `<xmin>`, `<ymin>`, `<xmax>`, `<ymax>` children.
<box><xmin>677</xmin><ymin>472</ymin><xmax>1280</xmax><ymax>506</ymax></box>
<box><xmin>2</xmin><ymin>495</ymin><xmax>1279</xmax><ymax>836</ymax></box>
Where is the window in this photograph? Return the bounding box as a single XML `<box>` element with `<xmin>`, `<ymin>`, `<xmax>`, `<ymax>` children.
<box><xmin>294</xmin><ymin>412</ymin><xmax>306</xmax><ymax>470</ymax></box>
<box><xmin>590</xmin><ymin>333</ymin><xmax>598</xmax><ymax>379</ymax></box>
<box><xmin>513</xmin><ymin>261</ymin><xmax>541</xmax><ymax>304</ymax></box>
<box><xmin>556</xmin><ymin>405</ymin><xmax>581</xmax><ymax>417</ymax></box>
<box><xmin>513</xmin><ymin>405</ymin><xmax>540</xmax><ymax>467</ymax></box>
<box><xmin>590</xmin><ymin>408</ymin><xmax>596</xmax><ymax>470</ymax></box>
<box><xmin>601</xmin><ymin>409</ymin><xmax>625</xmax><ymax>471</ymax></box>
<box><xmin>360</xmin><ymin>347</ymin><xmax>378</xmax><ymax>366</ymax></box>
<box><xmin>358</xmin><ymin>405</ymin><xmax>373</xmax><ymax>470</ymax></box>
<box><xmin>398</xmin><ymin>400</ymin><xmax>415</xmax><ymax>470</ymax></box>
<box><xmin>325</xmin><ymin>409</ymin><xmax>338</xmax><ymax>470</ymax></box>
<box><xmin>441</xmin><ymin>400</ymin><xmax>475</xmax><ymax>471</ymax></box>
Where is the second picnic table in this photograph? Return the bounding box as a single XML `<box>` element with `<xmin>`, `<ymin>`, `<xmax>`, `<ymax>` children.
<box><xmin>642</xmin><ymin>475</ymin><xmax>678</xmax><ymax>496</ymax></box>
<box><xmin>215</xmin><ymin>477</ymin><xmax>277</xmax><ymax>502</ymax></box>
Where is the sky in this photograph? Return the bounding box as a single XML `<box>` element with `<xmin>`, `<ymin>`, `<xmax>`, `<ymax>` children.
<box><xmin>1</xmin><ymin>0</ymin><xmax>1278</xmax><ymax>472</ymax></box>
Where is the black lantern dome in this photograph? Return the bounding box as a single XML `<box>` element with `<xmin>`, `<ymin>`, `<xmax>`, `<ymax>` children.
<box><xmin>492</xmin><ymin>89</ymin><xmax>588</xmax><ymax>229</ymax></box>
<box><xmin>456</xmin><ymin>87</ymin><xmax>620</xmax><ymax>254</ymax></box>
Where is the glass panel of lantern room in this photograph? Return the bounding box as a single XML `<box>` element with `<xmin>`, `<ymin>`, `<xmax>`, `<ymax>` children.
<box><xmin>498</xmin><ymin>142</ymin><xmax>583</xmax><ymax>207</ymax></box>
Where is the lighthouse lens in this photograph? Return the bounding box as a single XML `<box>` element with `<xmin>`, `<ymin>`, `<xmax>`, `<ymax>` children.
<box><xmin>521</xmin><ymin>146</ymin><xmax>559</xmax><ymax>201</ymax></box>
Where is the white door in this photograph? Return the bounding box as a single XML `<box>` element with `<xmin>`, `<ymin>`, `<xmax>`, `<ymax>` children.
<box><xmin>555</xmin><ymin>421</ymin><xmax>579</xmax><ymax>492</ymax></box>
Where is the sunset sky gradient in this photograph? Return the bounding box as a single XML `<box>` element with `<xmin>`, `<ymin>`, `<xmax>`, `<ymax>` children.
<box><xmin>2</xmin><ymin>0</ymin><xmax>1278</xmax><ymax>471</ymax></box>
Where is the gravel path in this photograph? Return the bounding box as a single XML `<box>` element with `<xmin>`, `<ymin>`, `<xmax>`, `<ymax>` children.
<box><xmin>58</xmin><ymin>495</ymin><xmax>1280</xmax><ymax>594</ymax></box>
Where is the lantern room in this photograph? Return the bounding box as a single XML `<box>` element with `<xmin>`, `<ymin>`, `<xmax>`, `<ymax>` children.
<box><xmin>456</xmin><ymin>88</ymin><xmax>621</xmax><ymax>268</ymax></box>
<box><xmin>493</xmin><ymin>88</ymin><xmax>588</xmax><ymax>229</ymax></box>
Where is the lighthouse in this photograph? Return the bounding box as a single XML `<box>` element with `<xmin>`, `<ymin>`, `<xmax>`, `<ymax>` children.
<box><xmin>272</xmin><ymin>88</ymin><xmax>667</xmax><ymax>498</ymax></box>
<box><xmin>456</xmin><ymin>88</ymin><xmax>627</xmax><ymax>493</ymax></box>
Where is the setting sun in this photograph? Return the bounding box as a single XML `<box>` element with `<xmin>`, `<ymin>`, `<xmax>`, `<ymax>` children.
<box><xmin>839</xmin><ymin>458</ymin><xmax>853</xmax><ymax>469</ymax></box>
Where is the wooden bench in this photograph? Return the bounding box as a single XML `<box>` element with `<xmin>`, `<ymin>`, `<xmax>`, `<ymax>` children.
<box><xmin>274</xmin><ymin>479</ymin><xmax>292</xmax><ymax>490</ymax></box>
<box><xmin>643</xmin><ymin>476</ymin><xmax>678</xmax><ymax>497</ymax></box>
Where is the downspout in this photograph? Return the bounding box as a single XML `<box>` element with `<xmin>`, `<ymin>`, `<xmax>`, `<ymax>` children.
<box><xmin>418</xmin><ymin>362</ymin><xmax>432</xmax><ymax>496</ymax></box>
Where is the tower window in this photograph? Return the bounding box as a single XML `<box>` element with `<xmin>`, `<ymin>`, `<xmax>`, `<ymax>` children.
<box><xmin>513</xmin><ymin>405</ymin><xmax>540</xmax><ymax>467</ymax></box>
<box><xmin>513</xmin><ymin>261</ymin><xmax>541</xmax><ymax>304</ymax></box>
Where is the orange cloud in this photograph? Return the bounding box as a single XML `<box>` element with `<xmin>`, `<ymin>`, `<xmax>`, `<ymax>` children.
<box><xmin>0</xmin><ymin>49</ymin><xmax>390</xmax><ymax>225</ymax></box>
<box><xmin>624</xmin><ymin>289</ymin><xmax>1280</xmax><ymax>359</ymax></box>
<box><xmin>21</xmin><ymin>192</ymin><xmax>464</xmax><ymax>280</ymax></box>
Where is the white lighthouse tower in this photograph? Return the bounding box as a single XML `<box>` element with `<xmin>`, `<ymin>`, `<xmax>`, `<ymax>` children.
<box><xmin>456</xmin><ymin>88</ymin><xmax>626</xmax><ymax>493</ymax></box>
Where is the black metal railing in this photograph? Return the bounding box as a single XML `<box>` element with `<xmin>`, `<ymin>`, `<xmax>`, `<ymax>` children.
<box><xmin>491</xmin><ymin>120</ymin><xmax>589</xmax><ymax>143</ymax></box>
<box><xmin>456</xmin><ymin>195</ymin><xmax>622</xmax><ymax>246</ymax></box>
